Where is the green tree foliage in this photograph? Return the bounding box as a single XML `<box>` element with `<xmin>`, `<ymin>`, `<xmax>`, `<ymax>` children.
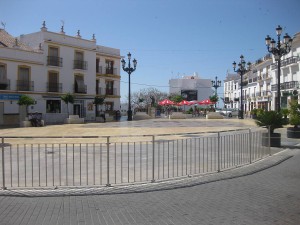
<box><xmin>169</xmin><ymin>94</ymin><xmax>183</xmax><ymax>103</ymax></box>
<box><xmin>61</xmin><ymin>93</ymin><xmax>74</xmax><ymax>116</ymax></box>
<box><xmin>209</xmin><ymin>95</ymin><xmax>219</xmax><ymax>103</ymax></box>
<box><xmin>17</xmin><ymin>95</ymin><xmax>35</xmax><ymax>116</ymax></box>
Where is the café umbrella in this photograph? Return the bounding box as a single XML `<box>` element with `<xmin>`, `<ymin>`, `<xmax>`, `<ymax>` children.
<box><xmin>158</xmin><ymin>99</ymin><xmax>175</xmax><ymax>106</ymax></box>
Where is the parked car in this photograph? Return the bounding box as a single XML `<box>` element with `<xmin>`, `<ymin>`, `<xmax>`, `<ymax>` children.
<box><xmin>216</xmin><ymin>108</ymin><xmax>239</xmax><ymax>117</ymax></box>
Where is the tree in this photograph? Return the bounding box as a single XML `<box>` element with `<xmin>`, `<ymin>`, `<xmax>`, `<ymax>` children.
<box><xmin>131</xmin><ymin>88</ymin><xmax>168</xmax><ymax>109</ymax></box>
<box><xmin>93</xmin><ymin>96</ymin><xmax>105</xmax><ymax>117</ymax></box>
<box><xmin>169</xmin><ymin>94</ymin><xmax>183</xmax><ymax>104</ymax></box>
<box><xmin>61</xmin><ymin>93</ymin><xmax>74</xmax><ymax>117</ymax></box>
<box><xmin>17</xmin><ymin>95</ymin><xmax>35</xmax><ymax>116</ymax></box>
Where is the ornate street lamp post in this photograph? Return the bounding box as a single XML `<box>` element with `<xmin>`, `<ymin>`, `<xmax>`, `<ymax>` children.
<box><xmin>265</xmin><ymin>25</ymin><xmax>292</xmax><ymax>112</ymax></box>
<box><xmin>121</xmin><ymin>52</ymin><xmax>137</xmax><ymax>121</ymax></box>
<box><xmin>211</xmin><ymin>76</ymin><xmax>221</xmax><ymax>107</ymax></box>
<box><xmin>233</xmin><ymin>55</ymin><xmax>251</xmax><ymax>119</ymax></box>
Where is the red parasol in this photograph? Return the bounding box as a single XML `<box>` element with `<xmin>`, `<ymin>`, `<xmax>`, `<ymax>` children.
<box><xmin>158</xmin><ymin>99</ymin><xmax>175</xmax><ymax>106</ymax></box>
<box><xmin>177</xmin><ymin>100</ymin><xmax>192</xmax><ymax>106</ymax></box>
<box><xmin>198</xmin><ymin>99</ymin><xmax>216</xmax><ymax>105</ymax></box>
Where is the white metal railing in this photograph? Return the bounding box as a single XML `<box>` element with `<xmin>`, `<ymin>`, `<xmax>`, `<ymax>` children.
<box><xmin>1</xmin><ymin>128</ymin><xmax>271</xmax><ymax>189</ymax></box>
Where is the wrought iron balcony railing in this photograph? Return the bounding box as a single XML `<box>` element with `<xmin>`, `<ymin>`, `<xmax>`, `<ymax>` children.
<box><xmin>47</xmin><ymin>56</ymin><xmax>63</xmax><ymax>67</ymax></box>
<box><xmin>73</xmin><ymin>60</ymin><xmax>87</xmax><ymax>70</ymax></box>
<box><xmin>16</xmin><ymin>80</ymin><xmax>34</xmax><ymax>91</ymax></box>
<box><xmin>74</xmin><ymin>84</ymin><xmax>87</xmax><ymax>94</ymax></box>
<box><xmin>0</xmin><ymin>79</ymin><xmax>10</xmax><ymax>90</ymax></box>
<box><xmin>271</xmin><ymin>81</ymin><xmax>299</xmax><ymax>91</ymax></box>
<box><xmin>47</xmin><ymin>82</ymin><xmax>62</xmax><ymax>92</ymax></box>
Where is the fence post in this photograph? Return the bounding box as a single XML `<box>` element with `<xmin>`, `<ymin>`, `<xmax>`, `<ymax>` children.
<box><xmin>249</xmin><ymin>129</ymin><xmax>252</xmax><ymax>164</ymax></box>
<box><xmin>106</xmin><ymin>136</ymin><xmax>111</xmax><ymax>187</ymax></box>
<box><xmin>217</xmin><ymin>132</ymin><xmax>220</xmax><ymax>172</ymax></box>
<box><xmin>151</xmin><ymin>135</ymin><xmax>155</xmax><ymax>183</ymax></box>
<box><xmin>268</xmin><ymin>126</ymin><xmax>271</xmax><ymax>156</ymax></box>
<box><xmin>1</xmin><ymin>137</ymin><xmax>6</xmax><ymax>190</ymax></box>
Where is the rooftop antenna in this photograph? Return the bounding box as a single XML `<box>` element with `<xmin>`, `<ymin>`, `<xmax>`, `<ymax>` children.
<box><xmin>1</xmin><ymin>21</ymin><xmax>6</xmax><ymax>30</ymax></box>
<box><xmin>60</xmin><ymin>20</ymin><xmax>65</xmax><ymax>34</ymax></box>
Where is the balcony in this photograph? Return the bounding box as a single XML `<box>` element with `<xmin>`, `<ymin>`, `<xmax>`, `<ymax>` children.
<box><xmin>96</xmin><ymin>67</ymin><xmax>119</xmax><ymax>76</ymax></box>
<box><xmin>16</xmin><ymin>80</ymin><xmax>34</xmax><ymax>91</ymax></box>
<box><xmin>105</xmin><ymin>88</ymin><xmax>118</xmax><ymax>96</ymax></box>
<box><xmin>73</xmin><ymin>60</ymin><xmax>87</xmax><ymax>70</ymax></box>
<box><xmin>74</xmin><ymin>84</ymin><xmax>87</xmax><ymax>94</ymax></box>
<box><xmin>47</xmin><ymin>82</ymin><xmax>62</xmax><ymax>92</ymax></box>
<box><xmin>0</xmin><ymin>79</ymin><xmax>10</xmax><ymax>90</ymax></box>
<box><xmin>47</xmin><ymin>56</ymin><xmax>63</xmax><ymax>67</ymax></box>
<box><xmin>271</xmin><ymin>56</ymin><xmax>300</xmax><ymax>70</ymax></box>
<box><xmin>271</xmin><ymin>81</ymin><xmax>299</xmax><ymax>91</ymax></box>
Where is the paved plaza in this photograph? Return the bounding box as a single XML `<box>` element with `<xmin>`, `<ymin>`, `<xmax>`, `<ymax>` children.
<box><xmin>0</xmin><ymin>118</ymin><xmax>300</xmax><ymax>224</ymax></box>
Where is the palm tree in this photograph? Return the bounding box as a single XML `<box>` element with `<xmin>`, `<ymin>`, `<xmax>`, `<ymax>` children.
<box><xmin>61</xmin><ymin>93</ymin><xmax>74</xmax><ymax>117</ymax></box>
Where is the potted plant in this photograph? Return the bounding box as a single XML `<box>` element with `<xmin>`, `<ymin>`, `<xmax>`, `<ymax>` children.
<box><xmin>281</xmin><ymin>108</ymin><xmax>290</xmax><ymax>125</ymax></box>
<box><xmin>287</xmin><ymin>100</ymin><xmax>300</xmax><ymax>138</ymax></box>
<box><xmin>17</xmin><ymin>94</ymin><xmax>35</xmax><ymax>118</ymax></box>
<box><xmin>250</xmin><ymin>108</ymin><xmax>258</xmax><ymax>119</ymax></box>
<box><xmin>255</xmin><ymin>110</ymin><xmax>284</xmax><ymax>147</ymax></box>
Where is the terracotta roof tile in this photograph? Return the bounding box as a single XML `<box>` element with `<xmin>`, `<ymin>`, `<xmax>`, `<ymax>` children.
<box><xmin>0</xmin><ymin>29</ymin><xmax>34</xmax><ymax>51</ymax></box>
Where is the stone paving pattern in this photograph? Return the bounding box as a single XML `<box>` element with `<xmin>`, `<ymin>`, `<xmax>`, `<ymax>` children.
<box><xmin>0</xmin><ymin>118</ymin><xmax>300</xmax><ymax>224</ymax></box>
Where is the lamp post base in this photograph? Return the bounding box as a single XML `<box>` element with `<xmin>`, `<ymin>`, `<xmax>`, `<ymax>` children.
<box><xmin>238</xmin><ymin>110</ymin><xmax>244</xmax><ymax>119</ymax></box>
<box><xmin>127</xmin><ymin>110</ymin><xmax>133</xmax><ymax>121</ymax></box>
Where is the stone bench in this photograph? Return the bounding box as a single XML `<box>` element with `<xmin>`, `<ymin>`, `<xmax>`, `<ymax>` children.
<box><xmin>64</xmin><ymin>115</ymin><xmax>84</xmax><ymax>124</ymax></box>
<box><xmin>169</xmin><ymin>112</ymin><xmax>186</xmax><ymax>119</ymax></box>
<box><xmin>206</xmin><ymin>112</ymin><xmax>224</xmax><ymax>119</ymax></box>
<box><xmin>134</xmin><ymin>112</ymin><xmax>151</xmax><ymax>120</ymax></box>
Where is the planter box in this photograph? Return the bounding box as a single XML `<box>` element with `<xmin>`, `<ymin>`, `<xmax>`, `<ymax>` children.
<box><xmin>287</xmin><ymin>127</ymin><xmax>300</xmax><ymax>139</ymax></box>
<box><xmin>262</xmin><ymin>132</ymin><xmax>281</xmax><ymax>147</ymax></box>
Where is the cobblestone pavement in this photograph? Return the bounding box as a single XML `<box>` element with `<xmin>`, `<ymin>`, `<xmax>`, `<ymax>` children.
<box><xmin>0</xmin><ymin>149</ymin><xmax>299</xmax><ymax>225</ymax></box>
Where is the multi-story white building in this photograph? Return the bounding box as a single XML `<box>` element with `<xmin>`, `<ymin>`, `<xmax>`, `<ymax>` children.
<box><xmin>224</xmin><ymin>32</ymin><xmax>300</xmax><ymax>114</ymax></box>
<box><xmin>0</xmin><ymin>22</ymin><xmax>121</xmax><ymax>125</ymax></box>
<box><xmin>169</xmin><ymin>73</ymin><xmax>213</xmax><ymax>102</ymax></box>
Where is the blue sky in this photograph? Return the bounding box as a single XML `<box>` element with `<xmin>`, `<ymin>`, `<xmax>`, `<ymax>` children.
<box><xmin>1</xmin><ymin>0</ymin><xmax>300</xmax><ymax>102</ymax></box>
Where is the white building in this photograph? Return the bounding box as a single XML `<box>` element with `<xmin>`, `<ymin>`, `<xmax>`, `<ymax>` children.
<box><xmin>224</xmin><ymin>32</ymin><xmax>300</xmax><ymax>114</ymax></box>
<box><xmin>169</xmin><ymin>73</ymin><xmax>214</xmax><ymax>101</ymax></box>
<box><xmin>0</xmin><ymin>22</ymin><xmax>121</xmax><ymax>125</ymax></box>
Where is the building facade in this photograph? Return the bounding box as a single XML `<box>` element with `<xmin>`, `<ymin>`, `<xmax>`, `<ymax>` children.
<box><xmin>0</xmin><ymin>22</ymin><xmax>121</xmax><ymax>125</ymax></box>
<box><xmin>169</xmin><ymin>73</ymin><xmax>214</xmax><ymax>102</ymax></box>
<box><xmin>224</xmin><ymin>32</ymin><xmax>300</xmax><ymax>114</ymax></box>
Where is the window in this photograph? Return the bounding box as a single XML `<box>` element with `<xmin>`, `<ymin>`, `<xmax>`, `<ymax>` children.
<box><xmin>74</xmin><ymin>74</ymin><xmax>86</xmax><ymax>93</ymax></box>
<box><xmin>96</xmin><ymin>58</ymin><xmax>100</xmax><ymax>73</ymax></box>
<box><xmin>0</xmin><ymin>64</ymin><xmax>8</xmax><ymax>90</ymax></box>
<box><xmin>105</xmin><ymin>80</ymin><xmax>114</xmax><ymax>95</ymax></box>
<box><xmin>105</xmin><ymin>60</ymin><xmax>114</xmax><ymax>74</ymax></box>
<box><xmin>46</xmin><ymin>100</ymin><xmax>61</xmax><ymax>113</ymax></box>
<box><xmin>105</xmin><ymin>102</ymin><xmax>113</xmax><ymax>111</ymax></box>
<box><xmin>47</xmin><ymin>47</ymin><xmax>62</xmax><ymax>66</ymax></box>
<box><xmin>18</xmin><ymin>66</ymin><xmax>32</xmax><ymax>91</ymax></box>
<box><xmin>74</xmin><ymin>51</ymin><xmax>87</xmax><ymax>69</ymax></box>
<box><xmin>48</xmin><ymin>71</ymin><xmax>60</xmax><ymax>92</ymax></box>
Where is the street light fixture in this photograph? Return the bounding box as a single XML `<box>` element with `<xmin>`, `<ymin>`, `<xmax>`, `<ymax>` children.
<box><xmin>265</xmin><ymin>25</ymin><xmax>293</xmax><ymax>112</ymax></box>
<box><xmin>211</xmin><ymin>76</ymin><xmax>221</xmax><ymax>107</ymax></box>
<box><xmin>121</xmin><ymin>52</ymin><xmax>137</xmax><ymax>121</ymax></box>
<box><xmin>233</xmin><ymin>55</ymin><xmax>251</xmax><ymax>119</ymax></box>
